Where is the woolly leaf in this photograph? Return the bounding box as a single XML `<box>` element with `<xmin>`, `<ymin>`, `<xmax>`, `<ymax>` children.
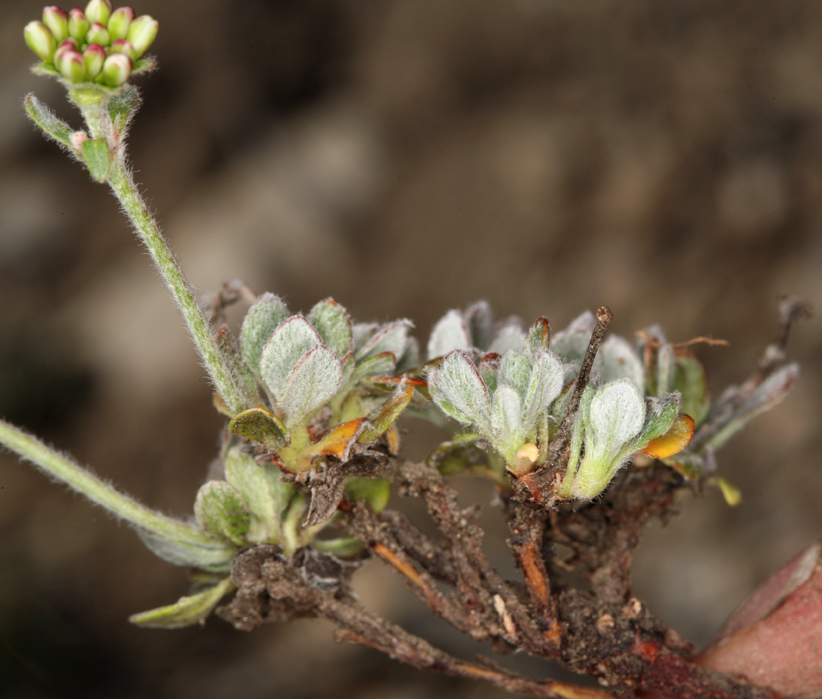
<box><xmin>707</xmin><ymin>363</ymin><xmax>800</xmax><ymax>450</ymax></box>
<box><xmin>465</xmin><ymin>301</ymin><xmax>494</xmax><ymax>350</ymax></box>
<box><xmin>428</xmin><ymin>350</ymin><xmax>492</xmax><ymax>431</ymax></box>
<box><xmin>129</xmin><ymin>576</ymin><xmax>235</xmax><ymax>629</ymax></box>
<box><xmin>478</xmin><ymin>353</ymin><xmax>501</xmax><ymax>394</ymax></box>
<box><xmin>593</xmin><ymin>336</ymin><xmax>645</xmax><ymax>391</ymax></box>
<box><xmin>136</xmin><ymin>531</ymin><xmax>236</xmax><ymax>573</ymax></box>
<box><xmin>24</xmin><ymin>94</ymin><xmax>72</xmax><ymax>150</ymax></box>
<box><xmin>428</xmin><ymin>309</ymin><xmax>472</xmax><ymax>360</ymax></box>
<box><xmin>239</xmin><ymin>294</ymin><xmax>290</xmax><ymax>376</ymax></box>
<box><xmin>223</xmin><ymin>447</ymin><xmax>294</xmax><ymax>542</ymax></box>
<box><xmin>308</xmin><ymin>298</ymin><xmax>353</xmax><ymax>358</ymax></box>
<box><xmin>522</xmin><ymin>349</ymin><xmax>564</xmax><ymax>431</ymax></box>
<box><xmin>550</xmin><ymin>332</ymin><xmax>590</xmax><ymax>367</ymax></box>
<box><xmin>356</xmin><ymin>320</ymin><xmax>413</xmax><ymax>362</ymax></box>
<box><xmin>279</xmin><ymin>345</ymin><xmax>343</xmax><ymax>427</ymax></box>
<box><xmin>352</xmin><ymin>351</ymin><xmax>396</xmax><ymax>382</ymax></box>
<box><xmin>491</xmin><ymin>385</ymin><xmax>524</xmax><ymax>463</ymax></box>
<box><xmin>586</xmin><ymin>379</ymin><xmax>646</xmax><ymax>465</ymax></box>
<box><xmin>635</xmin><ymin>393</ymin><xmax>681</xmax><ymax>448</ymax></box>
<box><xmin>194</xmin><ymin>481</ymin><xmax>252</xmax><ymax>547</ymax></box>
<box><xmin>395</xmin><ymin>337</ymin><xmax>420</xmax><ymax>372</ymax></box>
<box><xmin>525</xmin><ymin>317</ymin><xmax>551</xmax><ymax>359</ymax></box>
<box><xmin>81</xmin><ymin>138</ymin><xmax>111</xmax><ymax>182</ymax></box>
<box><xmin>487</xmin><ymin>325</ymin><xmax>526</xmax><ymax>355</ymax></box>
<box><xmin>360</xmin><ymin>380</ymin><xmax>415</xmax><ymax>442</ymax></box>
<box><xmin>259</xmin><ymin>316</ymin><xmax>322</xmax><ymax>398</ymax></box>
<box><xmin>228</xmin><ymin>408</ymin><xmax>289</xmax><ymax>450</ymax></box>
<box><xmin>498</xmin><ymin>351</ymin><xmax>531</xmax><ymax>399</ymax></box>
<box><xmin>673</xmin><ymin>350</ymin><xmax>710</xmax><ymax>426</ymax></box>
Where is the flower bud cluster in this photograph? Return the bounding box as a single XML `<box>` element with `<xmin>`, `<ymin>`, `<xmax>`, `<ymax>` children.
<box><xmin>24</xmin><ymin>2</ymin><xmax>158</xmax><ymax>87</ymax></box>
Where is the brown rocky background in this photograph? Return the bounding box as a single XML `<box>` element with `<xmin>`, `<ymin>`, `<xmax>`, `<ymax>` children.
<box><xmin>1</xmin><ymin>1</ymin><xmax>821</xmax><ymax>697</ymax></box>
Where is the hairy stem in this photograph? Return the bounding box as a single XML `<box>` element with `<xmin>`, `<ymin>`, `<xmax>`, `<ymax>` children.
<box><xmin>0</xmin><ymin>418</ymin><xmax>222</xmax><ymax>548</ymax></box>
<box><xmin>106</xmin><ymin>159</ymin><xmax>249</xmax><ymax>415</ymax></box>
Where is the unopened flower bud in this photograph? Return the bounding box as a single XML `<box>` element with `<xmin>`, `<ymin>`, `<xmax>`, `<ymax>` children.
<box><xmin>54</xmin><ymin>38</ymin><xmax>79</xmax><ymax>66</ymax></box>
<box><xmin>86</xmin><ymin>22</ymin><xmax>110</xmax><ymax>47</ymax></box>
<box><xmin>85</xmin><ymin>0</ymin><xmax>112</xmax><ymax>27</ymax></box>
<box><xmin>107</xmin><ymin>6</ymin><xmax>134</xmax><ymax>41</ymax></box>
<box><xmin>42</xmin><ymin>7</ymin><xmax>69</xmax><ymax>44</ymax></box>
<box><xmin>110</xmin><ymin>39</ymin><xmax>136</xmax><ymax>61</ymax></box>
<box><xmin>126</xmin><ymin>15</ymin><xmax>158</xmax><ymax>57</ymax></box>
<box><xmin>68</xmin><ymin>8</ymin><xmax>89</xmax><ymax>42</ymax></box>
<box><xmin>83</xmin><ymin>44</ymin><xmax>106</xmax><ymax>79</ymax></box>
<box><xmin>56</xmin><ymin>48</ymin><xmax>86</xmax><ymax>83</ymax></box>
<box><xmin>101</xmin><ymin>52</ymin><xmax>132</xmax><ymax>86</ymax></box>
<box><xmin>24</xmin><ymin>21</ymin><xmax>56</xmax><ymax>62</ymax></box>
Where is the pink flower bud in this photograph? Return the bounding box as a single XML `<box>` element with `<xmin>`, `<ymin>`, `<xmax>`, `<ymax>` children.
<box><xmin>107</xmin><ymin>6</ymin><xmax>134</xmax><ymax>41</ymax></box>
<box><xmin>55</xmin><ymin>48</ymin><xmax>86</xmax><ymax>83</ymax></box>
<box><xmin>111</xmin><ymin>39</ymin><xmax>136</xmax><ymax>61</ymax></box>
<box><xmin>86</xmin><ymin>21</ymin><xmax>110</xmax><ymax>47</ymax></box>
<box><xmin>83</xmin><ymin>44</ymin><xmax>106</xmax><ymax>79</ymax></box>
<box><xmin>126</xmin><ymin>14</ymin><xmax>158</xmax><ymax>57</ymax></box>
<box><xmin>24</xmin><ymin>21</ymin><xmax>56</xmax><ymax>62</ymax></box>
<box><xmin>68</xmin><ymin>8</ymin><xmax>89</xmax><ymax>42</ymax></box>
<box><xmin>84</xmin><ymin>0</ymin><xmax>112</xmax><ymax>27</ymax></box>
<box><xmin>42</xmin><ymin>6</ymin><xmax>69</xmax><ymax>44</ymax></box>
<box><xmin>101</xmin><ymin>52</ymin><xmax>132</xmax><ymax>87</ymax></box>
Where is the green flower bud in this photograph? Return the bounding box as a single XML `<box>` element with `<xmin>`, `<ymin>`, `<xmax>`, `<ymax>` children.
<box><xmin>68</xmin><ymin>8</ymin><xmax>90</xmax><ymax>42</ymax></box>
<box><xmin>24</xmin><ymin>21</ymin><xmax>56</xmax><ymax>62</ymax></box>
<box><xmin>107</xmin><ymin>6</ymin><xmax>134</xmax><ymax>41</ymax></box>
<box><xmin>100</xmin><ymin>52</ymin><xmax>132</xmax><ymax>86</ymax></box>
<box><xmin>86</xmin><ymin>22</ymin><xmax>110</xmax><ymax>47</ymax></box>
<box><xmin>56</xmin><ymin>48</ymin><xmax>86</xmax><ymax>83</ymax></box>
<box><xmin>42</xmin><ymin>7</ymin><xmax>69</xmax><ymax>44</ymax></box>
<box><xmin>83</xmin><ymin>44</ymin><xmax>106</xmax><ymax>79</ymax></box>
<box><xmin>111</xmin><ymin>39</ymin><xmax>136</xmax><ymax>61</ymax></box>
<box><xmin>126</xmin><ymin>14</ymin><xmax>158</xmax><ymax>57</ymax></box>
<box><xmin>85</xmin><ymin>0</ymin><xmax>112</xmax><ymax>26</ymax></box>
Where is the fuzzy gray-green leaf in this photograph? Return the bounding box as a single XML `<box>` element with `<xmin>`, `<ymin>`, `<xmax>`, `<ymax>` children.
<box><xmin>491</xmin><ymin>385</ymin><xmax>524</xmax><ymax>463</ymax></box>
<box><xmin>224</xmin><ymin>446</ymin><xmax>294</xmax><ymax>543</ymax></box>
<box><xmin>194</xmin><ymin>481</ymin><xmax>252</xmax><ymax>547</ymax></box>
<box><xmin>352</xmin><ymin>351</ymin><xmax>396</xmax><ymax>382</ymax></box>
<box><xmin>525</xmin><ymin>317</ymin><xmax>551</xmax><ymax>359</ymax></box>
<box><xmin>498</xmin><ymin>351</ymin><xmax>531</xmax><ymax>399</ymax></box>
<box><xmin>356</xmin><ymin>320</ymin><xmax>413</xmax><ymax>362</ymax></box>
<box><xmin>487</xmin><ymin>325</ymin><xmax>526</xmax><ymax>355</ymax></box>
<box><xmin>465</xmin><ymin>301</ymin><xmax>494</xmax><ymax>350</ymax></box>
<box><xmin>81</xmin><ymin>138</ymin><xmax>111</xmax><ymax>182</ymax></box>
<box><xmin>522</xmin><ymin>349</ymin><xmax>564</xmax><ymax>431</ymax></box>
<box><xmin>129</xmin><ymin>576</ymin><xmax>235</xmax><ymax>629</ymax></box>
<box><xmin>635</xmin><ymin>393</ymin><xmax>680</xmax><ymax>449</ymax></box>
<box><xmin>239</xmin><ymin>293</ymin><xmax>290</xmax><ymax>376</ymax></box>
<box><xmin>428</xmin><ymin>350</ymin><xmax>491</xmax><ymax>431</ymax></box>
<box><xmin>228</xmin><ymin>407</ymin><xmax>289</xmax><ymax>450</ymax></box>
<box><xmin>279</xmin><ymin>345</ymin><xmax>343</xmax><ymax>427</ymax></box>
<box><xmin>136</xmin><ymin>530</ymin><xmax>236</xmax><ymax>573</ymax></box>
<box><xmin>593</xmin><ymin>336</ymin><xmax>645</xmax><ymax>391</ymax></box>
<box><xmin>260</xmin><ymin>316</ymin><xmax>322</xmax><ymax>398</ymax></box>
<box><xmin>428</xmin><ymin>309</ymin><xmax>472</xmax><ymax>360</ymax></box>
<box><xmin>24</xmin><ymin>94</ymin><xmax>72</xmax><ymax>150</ymax></box>
<box><xmin>586</xmin><ymin>379</ymin><xmax>646</xmax><ymax>464</ymax></box>
<box><xmin>309</xmin><ymin>298</ymin><xmax>353</xmax><ymax>358</ymax></box>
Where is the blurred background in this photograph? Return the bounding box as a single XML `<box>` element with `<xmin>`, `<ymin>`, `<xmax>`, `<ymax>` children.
<box><xmin>2</xmin><ymin>1</ymin><xmax>822</xmax><ymax>697</ymax></box>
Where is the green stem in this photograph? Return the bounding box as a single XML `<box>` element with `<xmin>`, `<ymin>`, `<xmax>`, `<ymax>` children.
<box><xmin>106</xmin><ymin>159</ymin><xmax>249</xmax><ymax>415</ymax></box>
<box><xmin>0</xmin><ymin>418</ymin><xmax>219</xmax><ymax>548</ymax></box>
